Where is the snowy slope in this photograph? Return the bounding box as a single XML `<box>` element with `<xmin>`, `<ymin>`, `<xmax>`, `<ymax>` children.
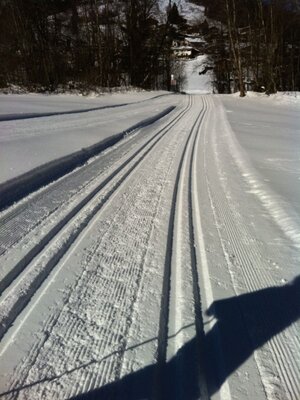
<box><xmin>0</xmin><ymin>93</ymin><xmax>179</xmax><ymax>184</ymax></box>
<box><xmin>159</xmin><ymin>0</ymin><xmax>204</xmax><ymax>22</ymax></box>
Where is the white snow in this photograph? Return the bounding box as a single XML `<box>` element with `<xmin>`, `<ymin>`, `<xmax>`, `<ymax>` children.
<box><xmin>158</xmin><ymin>2</ymin><xmax>211</xmax><ymax>93</ymax></box>
<box><xmin>184</xmin><ymin>55</ymin><xmax>213</xmax><ymax>94</ymax></box>
<box><xmin>185</xmin><ymin>36</ymin><xmax>205</xmax><ymax>43</ymax></box>
<box><xmin>0</xmin><ymin>92</ymin><xmax>178</xmax><ymax>184</ymax></box>
<box><xmin>159</xmin><ymin>0</ymin><xmax>205</xmax><ymax>23</ymax></box>
<box><xmin>239</xmin><ymin>90</ymin><xmax>300</xmax><ymax>106</ymax></box>
<box><xmin>0</xmin><ymin>91</ymin><xmax>169</xmax><ymax>115</ymax></box>
<box><xmin>221</xmin><ymin>94</ymin><xmax>300</xmax><ymax>238</ymax></box>
<box><xmin>0</xmin><ymin>92</ymin><xmax>299</xmax><ymax>400</ymax></box>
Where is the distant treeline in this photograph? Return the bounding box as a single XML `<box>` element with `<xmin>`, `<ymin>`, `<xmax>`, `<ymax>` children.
<box><xmin>199</xmin><ymin>0</ymin><xmax>300</xmax><ymax>95</ymax></box>
<box><xmin>1</xmin><ymin>1</ymin><xmax>299</xmax><ymax>94</ymax></box>
<box><xmin>0</xmin><ymin>0</ymin><xmax>183</xmax><ymax>91</ymax></box>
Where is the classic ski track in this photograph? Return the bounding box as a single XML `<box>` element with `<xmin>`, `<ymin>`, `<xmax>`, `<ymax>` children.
<box><xmin>192</xmin><ymin>96</ymin><xmax>232</xmax><ymax>400</ymax></box>
<box><xmin>154</xmin><ymin>96</ymin><xmax>210</xmax><ymax>399</ymax></box>
<box><xmin>0</xmin><ymin>99</ymin><xmax>188</xmax><ymax>281</ymax></box>
<box><xmin>1</xmin><ymin>94</ymin><xmax>297</xmax><ymax>400</ymax></box>
<box><xmin>0</xmin><ymin>97</ymin><xmax>193</xmax><ymax>342</ymax></box>
<box><xmin>203</xmin><ymin>97</ymin><xmax>300</xmax><ymax>400</ymax></box>
<box><xmin>0</xmin><ymin>96</ymin><xmax>196</xmax><ymax>399</ymax></box>
<box><xmin>0</xmin><ymin>100</ymin><xmax>184</xmax><ymax>258</ymax></box>
<box><xmin>0</xmin><ymin>92</ymin><xmax>172</xmax><ymax>122</ymax></box>
<box><xmin>0</xmin><ymin>97</ymin><xmax>174</xmax><ymax>142</ymax></box>
<box><xmin>187</xmin><ymin>96</ymin><xmax>211</xmax><ymax>400</ymax></box>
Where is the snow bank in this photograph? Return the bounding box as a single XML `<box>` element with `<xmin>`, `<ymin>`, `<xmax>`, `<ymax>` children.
<box><xmin>0</xmin><ymin>91</ymin><xmax>171</xmax><ymax>117</ymax></box>
<box><xmin>0</xmin><ymin>106</ymin><xmax>175</xmax><ymax>210</ymax></box>
<box><xmin>234</xmin><ymin>91</ymin><xmax>300</xmax><ymax>106</ymax></box>
<box><xmin>220</xmin><ymin>95</ymin><xmax>300</xmax><ymax>249</ymax></box>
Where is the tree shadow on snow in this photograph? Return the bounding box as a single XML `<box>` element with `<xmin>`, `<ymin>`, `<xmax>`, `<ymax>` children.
<box><xmin>70</xmin><ymin>276</ymin><xmax>300</xmax><ymax>400</ymax></box>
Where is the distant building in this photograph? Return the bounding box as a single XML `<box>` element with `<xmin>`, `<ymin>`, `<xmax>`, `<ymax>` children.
<box><xmin>171</xmin><ymin>39</ymin><xmax>200</xmax><ymax>59</ymax></box>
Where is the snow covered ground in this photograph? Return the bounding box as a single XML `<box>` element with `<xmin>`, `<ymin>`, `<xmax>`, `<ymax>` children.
<box><xmin>183</xmin><ymin>55</ymin><xmax>213</xmax><ymax>94</ymax></box>
<box><xmin>0</xmin><ymin>92</ymin><xmax>178</xmax><ymax>184</ymax></box>
<box><xmin>0</xmin><ymin>92</ymin><xmax>299</xmax><ymax>400</ymax></box>
<box><xmin>0</xmin><ymin>91</ymin><xmax>170</xmax><ymax>116</ymax></box>
<box><xmin>159</xmin><ymin>0</ymin><xmax>204</xmax><ymax>23</ymax></box>
<box><xmin>222</xmin><ymin>94</ymin><xmax>300</xmax><ymax>228</ymax></box>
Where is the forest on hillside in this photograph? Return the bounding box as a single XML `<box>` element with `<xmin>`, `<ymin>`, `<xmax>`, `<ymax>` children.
<box><xmin>200</xmin><ymin>0</ymin><xmax>300</xmax><ymax>95</ymax></box>
<box><xmin>0</xmin><ymin>0</ymin><xmax>181</xmax><ymax>91</ymax></box>
<box><xmin>0</xmin><ymin>0</ymin><xmax>299</xmax><ymax>94</ymax></box>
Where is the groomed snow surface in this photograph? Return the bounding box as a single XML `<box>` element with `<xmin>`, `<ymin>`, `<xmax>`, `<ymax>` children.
<box><xmin>0</xmin><ymin>91</ymin><xmax>299</xmax><ymax>400</ymax></box>
<box><xmin>0</xmin><ymin>91</ymin><xmax>176</xmax><ymax>184</ymax></box>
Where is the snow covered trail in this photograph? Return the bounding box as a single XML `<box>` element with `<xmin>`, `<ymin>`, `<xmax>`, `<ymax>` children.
<box><xmin>0</xmin><ymin>97</ymin><xmax>190</xmax><ymax>338</ymax></box>
<box><xmin>0</xmin><ymin>94</ymin><xmax>299</xmax><ymax>400</ymax></box>
<box><xmin>0</xmin><ymin>95</ymin><xmax>208</xmax><ymax>399</ymax></box>
<box><xmin>196</xmin><ymin>96</ymin><xmax>300</xmax><ymax>400</ymax></box>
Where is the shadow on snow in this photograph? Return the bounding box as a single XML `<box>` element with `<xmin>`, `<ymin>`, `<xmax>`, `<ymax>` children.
<box><xmin>71</xmin><ymin>276</ymin><xmax>300</xmax><ymax>399</ymax></box>
<box><xmin>2</xmin><ymin>277</ymin><xmax>299</xmax><ymax>399</ymax></box>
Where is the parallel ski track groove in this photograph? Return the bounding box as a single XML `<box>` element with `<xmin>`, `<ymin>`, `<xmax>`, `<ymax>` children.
<box><xmin>0</xmin><ymin>97</ymin><xmax>193</xmax><ymax>341</ymax></box>
<box><xmin>0</xmin><ymin>98</ymin><xmax>189</xmax><ymax>290</ymax></box>
<box><xmin>0</xmin><ymin>107</ymin><xmax>182</xmax><ymax>259</ymax></box>
<box><xmin>1</xmin><ymin>97</ymin><xmax>191</xmax><ymax>399</ymax></box>
<box><xmin>0</xmin><ymin>103</ymin><xmax>178</xmax><ymax>256</ymax></box>
<box><xmin>188</xmin><ymin>96</ymin><xmax>209</xmax><ymax>400</ymax></box>
<box><xmin>155</xmin><ymin>96</ymin><xmax>208</xmax><ymax>399</ymax></box>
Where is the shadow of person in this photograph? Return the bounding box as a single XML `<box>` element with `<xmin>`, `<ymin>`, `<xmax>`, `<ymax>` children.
<box><xmin>71</xmin><ymin>335</ymin><xmax>202</xmax><ymax>400</ymax></box>
<box><xmin>68</xmin><ymin>277</ymin><xmax>300</xmax><ymax>400</ymax></box>
<box><xmin>204</xmin><ymin>276</ymin><xmax>300</xmax><ymax>396</ymax></box>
